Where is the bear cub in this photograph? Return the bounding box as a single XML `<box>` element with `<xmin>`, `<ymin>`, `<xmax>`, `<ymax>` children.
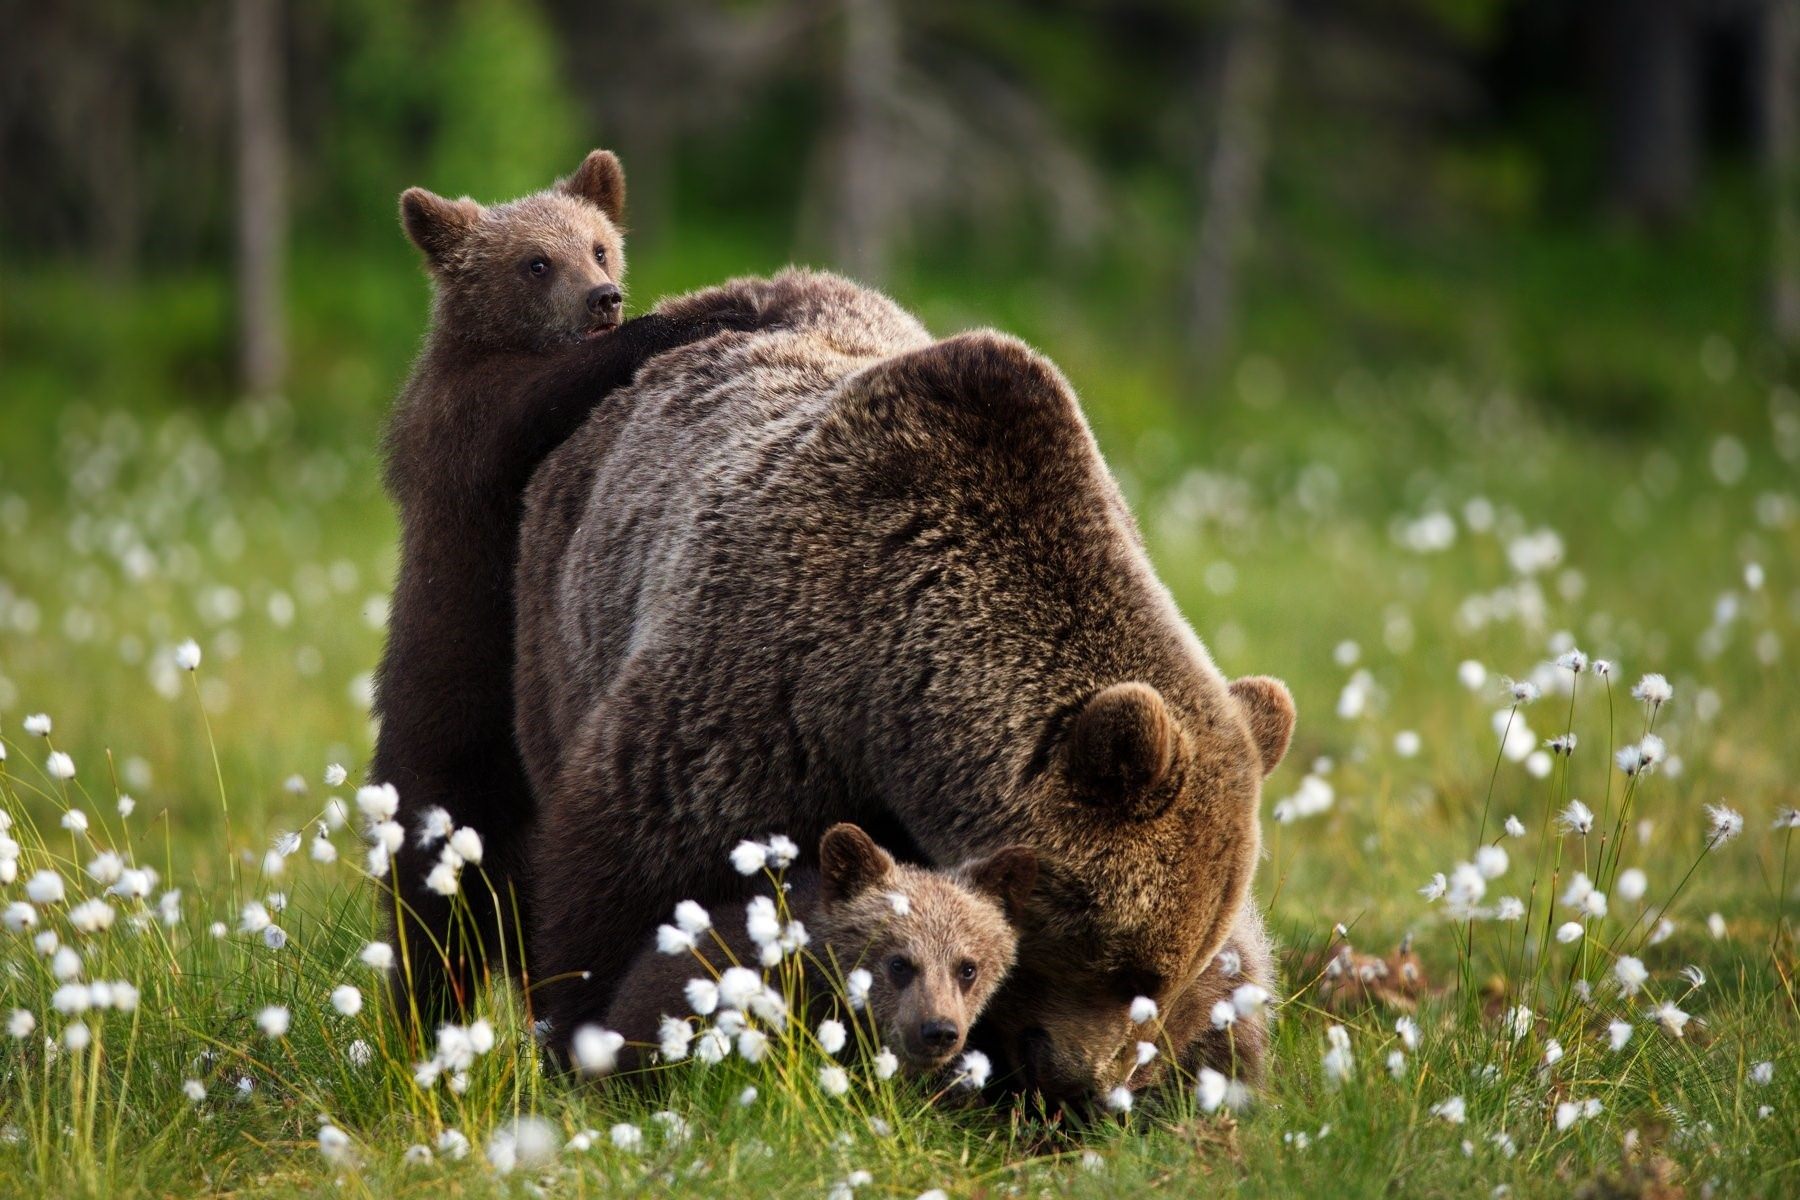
<box><xmin>605</xmin><ymin>824</ymin><xmax>1036</xmax><ymax>1078</ymax></box>
<box><xmin>373</xmin><ymin>149</ymin><xmax>750</xmax><ymax>1017</ymax></box>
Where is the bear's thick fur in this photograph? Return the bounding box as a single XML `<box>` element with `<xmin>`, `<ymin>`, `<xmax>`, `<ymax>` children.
<box><xmin>513</xmin><ymin>269</ymin><xmax>1294</xmax><ymax>1099</ymax></box>
<box><xmin>605</xmin><ymin>824</ymin><xmax>1034</xmax><ymax>1077</ymax></box>
<box><xmin>372</xmin><ymin>150</ymin><xmax>753</xmax><ymax>1016</ymax></box>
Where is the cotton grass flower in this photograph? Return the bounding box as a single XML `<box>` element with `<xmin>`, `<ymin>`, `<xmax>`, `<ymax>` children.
<box><xmin>256</xmin><ymin>1005</ymin><xmax>290</xmax><ymax>1039</ymax></box>
<box><xmin>1749</xmin><ymin>1061</ymin><xmax>1774</xmax><ymax>1085</ymax></box>
<box><xmin>415</xmin><ymin>806</ymin><xmax>452</xmax><ymax>846</ymax></box>
<box><xmin>448</xmin><ymin>826</ymin><xmax>483</xmax><ymax>864</ymax></box>
<box><xmin>1495</xmin><ymin>896</ymin><xmax>1525</xmax><ymax>921</ymax></box>
<box><xmin>819</xmin><ymin>1065</ymin><xmax>851</xmax><ymax>1097</ymax></box>
<box><xmin>1608</xmin><ymin>1021</ymin><xmax>1633</xmax><ymax>1051</ymax></box>
<box><xmin>174</xmin><ymin>639</ymin><xmax>202</xmax><ymax>671</ymax></box>
<box><xmin>3</xmin><ymin>902</ymin><xmax>36</xmax><ymax>932</ymax></box>
<box><xmin>1649</xmin><ymin>1001</ymin><xmax>1691</xmax><ymax>1038</ymax></box>
<box><xmin>658</xmin><ymin>1016</ymin><xmax>694</xmax><ymax>1061</ymax></box>
<box><xmin>329</xmin><ymin>985</ymin><xmax>362</xmax><ymax>1016</ymax></box>
<box><xmin>64</xmin><ymin>1021</ymin><xmax>92</xmax><ymax>1052</ymax></box>
<box><xmin>1704</xmin><ymin>804</ymin><xmax>1744</xmax><ymax>848</ymax></box>
<box><xmin>424</xmin><ymin>861</ymin><xmax>460</xmax><ymax>897</ymax></box>
<box><xmin>26</xmin><ymin>871</ymin><xmax>65</xmax><ymax>904</ymax></box>
<box><xmin>8</xmin><ymin>1009</ymin><xmax>36</xmax><ymax>1039</ymax></box>
<box><xmin>730</xmin><ymin>840</ymin><xmax>768</xmax><ymax>875</ymax></box>
<box><xmin>317</xmin><ymin>1124</ymin><xmax>353</xmax><ymax>1166</ymax></box>
<box><xmin>1103</xmin><ymin>1086</ymin><xmax>1133</xmax><ymax>1114</ymax></box>
<box><xmin>354</xmin><ymin>783</ymin><xmax>399</xmax><ymax>822</ymax></box>
<box><xmin>954</xmin><ymin>1050</ymin><xmax>992</xmax><ymax>1089</ymax></box>
<box><xmin>47</xmin><ymin>752</ymin><xmax>76</xmax><ymax>781</ymax></box>
<box><xmin>1631</xmin><ymin>673</ymin><xmax>1672</xmax><ymax>706</ymax></box>
<box><xmin>736</xmin><ymin>1028</ymin><xmax>769</xmax><ymax>1063</ymax></box>
<box><xmin>1614</xmin><ymin>957</ymin><xmax>1649</xmax><ymax>996</ymax></box>
<box><xmin>324</xmin><ymin>762</ymin><xmax>348</xmax><ymax>787</ymax></box>
<box><xmin>1430</xmin><ymin>1096</ymin><xmax>1466</xmax><ymax>1124</ymax></box>
<box><xmin>818</xmin><ymin>1018</ymin><xmax>848</xmax><ymax>1055</ymax></box>
<box><xmin>1555</xmin><ymin>922</ymin><xmax>1583</xmax><ymax>944</ymax></box>
<box><xmin>486</xmin><ymin>1117</ymin><xmax>558</xmax><ymax>1175</ymax></box>
<box><xmin>359</xmin><ymin>940</ymin><xmax>394</xmax><ymax>970</ymax></box>
<box><xmin>1129</xmin><ymin>995</ymin><xmax>1158</xmax><ymax>1024</ymax></box>
<box><xmin>1558</xmin><ymin>800</ymin><xmax>1594</xmax><ymax>835</ymax></box>
<box><xmin>571</xmin><ymin>1024</ymin><xmax>624</xmax><ymax>1075</ymax></box>
<box><xmin>1504</xmin><ymin>815</ymin><xmax>1526</xmax><ymax>838</ymax></box>
<box><xmin>182</xmin><ymin>1078</ymin><xmax>205</xmax><ymax>1102</ymax></box>
<box><xmin>1321</xmin><ymin>1025</ymin><xmax>1353</xmax><ymax>1084</ymax></box>
<box><xmin>610</xmin><ymin>1123</ymin><xmax>644</xmax><ymax>1153</ymax></box>
<box><xmin>1616</xmin><ymin>867</ymin><xmax>1648</xmax><ymax>902</ymax></box>
<box><xmin>1474</xmin><ymin>845</ymin><xmax>1508</xmax><ymax>879</ymax></box>
<box><xmin>847</xmin><ymin>967</ymin><xmax>873</xmax><ymax>1010</ymax></box>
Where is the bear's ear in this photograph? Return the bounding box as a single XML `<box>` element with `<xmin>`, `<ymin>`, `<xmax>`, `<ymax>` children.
<box><xmin>560</xmin><ymin>149</ymin><xmax>626</xmax><ymax>223</ymax></box>
<box><xmin>962</xmin><ymin>846</ymin><xmax>1038</xmax><ymax>923</ymax></box>
<box><xmin>819</xmin><ymin>823</ymin><xmax>895</xmax><ymax>907</ymax></box>
<box><xmin>1067</xmin><ymin>682</ymin><xmax>1179</xmax><ymax>818</ymax></box>
<box><xmin>1229</xmin><ymin>675</ymin><xmax>1295</xmax><ymax>777</ymax></box>
<box><xmin>400</xmin><ymin>188</ymin><xmax>481</xmax><ymax>267</ymax></box>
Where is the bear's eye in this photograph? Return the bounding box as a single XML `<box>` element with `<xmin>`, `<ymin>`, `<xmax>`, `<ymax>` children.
<box><xmin>526</xmin><ymin>257</ymin><xmax>550</xmax><ymax>278</ymax></box>
<box><xmin>593</xmin><ymin>245</ymin><xmax>607</xmax><ymax>264</ymax></box>
<box><xmin>887</xmin><ymin>955</ymin><xmax>915</xmax><ymax>988</ymax></box>
<box><xmin>957</xmin><ymin>960</ymin><xmax>978</xmax><ymax>986</ymax></box>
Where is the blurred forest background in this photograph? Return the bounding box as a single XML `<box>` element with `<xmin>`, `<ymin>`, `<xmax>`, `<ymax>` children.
<box><xmin>4</xmin><ymin>0</ymin><xmax>1798</xmax><ymax>433</ymax></box>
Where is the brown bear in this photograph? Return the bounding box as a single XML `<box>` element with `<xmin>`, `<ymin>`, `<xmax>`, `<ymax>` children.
<box><xmin>604</xmin><ymin>823</ymin><xmax>1035</xmax><ymax>1077</ymax></box>
<box><xmin>512</xmin><ymin>269</ymin><xmax>1294</xmax><ymax>1102</ymax></box>
<box><xmin>371</xmin><ymin>149</ymin><xmax>754</xmax><ymax>1017</ymax></box>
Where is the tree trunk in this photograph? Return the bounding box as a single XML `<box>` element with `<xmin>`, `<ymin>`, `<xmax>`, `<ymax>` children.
<box><xmin>234</xmin><ymin>0</ymin><xmax>287</xmax><ymax>398</ymax></box>
<box><xmin>1598</xmin><ymin>0</ymin><xmax>1698</xmax><ymax>225</ymax></box>
<box><xmin>1765</xmin><ymin>0</ymin><xmax>1800</xmax><ymax>349</ymax></box>
<box><xmin>830</xmin><ymin>0</ymin><xmax>899</xmax><ymax>284</ymax></box>
<box><xmin>1188</xmin><ymin>0</ymin><xmax>1278</xmax><ymax>361</ymax></box>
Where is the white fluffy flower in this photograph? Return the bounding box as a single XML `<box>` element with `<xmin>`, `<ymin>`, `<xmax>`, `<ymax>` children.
<box><xmin>182</xmin><ymin>1078</ymin><xmax>205</xmax><ymax>1102</ymax></box>
<box><xmin>1555</xmin><ymin>922</ymin><xmax>1583</xmax><ymax>945</ymax></box>
<box><xmin>1649</xmin><ymin>1001</ymin><xmax>1691</xmax><ymax>1038</ymax></box>
<box><xmin>847</xmin><ymin>968</ymin><xmax>873</xmax><ymax>1011</ymax></box>
<box><xmin>47</xmin><ymin>753</ymin><xmax>77</xmax><ymax>781</ymax></box>
<box><xmin>1103</xmin><ymin>1086</ymin><xmax>1133</xmax><ymax>1114</ymax></box>
<box><xmin>360</xmin><ymin>941</ymin><xmax>394</xmax><ymax>970</ymax></box>
<box><xmin>354</xmin><ymin>783</ymin><xmax>399</xmax><ymax>821</ymax></box>
<box><xmin>415</xmin><ymin>807</ymin><xmax>452</xmax><ymax>846</ymax></box>
<box><xmin>684</xmin><ymin>978</ymin><xmax>719</xmax><ymax>1016</ymax></box>
<box><xmin>718</xmin><ymin>967</ymin><xmax>762</xmax><ymax>1012</ymax></box>
<box><xmin>610</xmin><ymin>1123</ymin><xmax>644</xmax><ymax>1153</ymax></box>
<box><xmin>658</xmin><ymin>1016</ymin><xmax>694</xmax><ymax>1061</ymax></box>
<box><xmin>24</xmin><ymin>713</ymin><xmax>52</xmax><ymax>737</ymax></box>
<box><xmin>736</xmin><ymin>1028</ymin><xmax>769</xmax><ymax>1063</ymax></box>
<box><xmin>424</xmin><ymin>862</ymin><xmax>460</xmax><ymax>897</ymax></box>
<box><xmin>955</xmin><ymin>1049</ymin><xmax>992</xmax><ymax>1089</ymax></box>
<box><xmin>1210</xmin><ymin>999</ymin><xmax>1236</xmax><ymax>1029</ymax></box>
<box><xmin>26</xmin><ymin>871</ymin><xmax>65</xmax><ymax>905</ymax></box>
<box><xmin>486</xmin><ymin>1117</ymin><xmax>557</xmax><ymax>1176</ymax></box>
<box><xmin>1607</xmin><ymin>1021</ymin><xmax>1633</xmax><ymax>1051</ymax></box>
<box><xmin>1558</xmin><ymin>800</ymin><xmax>1594</xmax><ymax>836</ymax></box>
<box><xmin>448</xmin><ymin>826</ymin><xmax>482</xmax><ymax>865</ymax></box>
<box><xmin>329</xmin><ymin>985</ymin><xmax>362</xmax><ymax>1016</ymax></box>
<box><xmin>1616</xmin><ymin>867</ymin><xmax>1648</xmax><ymax>902</ymax></box>
<box><xmin>1430</xmin><ymin>1095</ymin><xmax>1466</xmax><ymax>1124</ymax></box>
<box><xmin>765</xmin><ymin>834</ymin><xmax>799</xmax><ymax>868</ymax></box>
<box><xmin>436</xmin><ymin>1129</ymin><xmax>470</xmax><ymax>1160</ymax></box>
<box><xmin>3</xmin><ymin>902</ymin><xmax>36</xmax><ymax>933</ymax></box>
<box><xmin>256</xmin><ymin>1005</ymin><xmax>290</xmax><ymax>1039</ymax></box>
<box><xmin>885</xmin><ymin>891</ymin><xmax>912</xmax><ymax>917</ymax></box>
<box><xmin>874</xmin><ymin>1047</ymin><xmax>900</xmax><ymax>1080</ymax></box>
<box><xmin>744</xmin><ymin>896</ymin><xmax>781</xmax><ymax>946</ymax></box>
<box><xmin>1196</xmin><ymin>1066</ymin><xmax>1228</xmax><ymax>1113</ymax></box>
<box><xmin>1749</xmin><ymin>1061</ymin><xmax>1774</xmax><ymax>1086</ymax></box>
<box><xmin>1129</xmin><ymin>996</ymin><xmax>1158</xmax><ymax>1024</ymax></box>
<box><xmin>174</xmin><ymin>639</ymin><xmax>202</xmax><ymax>671</ymax></box>
<box><xmin>1419</xmin><ymin>872</ymin><xmax>1447</xmax><ymax>901</ymax></box>
<box><xmin>818</xmin><ymin>1019</ymin><xmax>848</xmax><ymax>1055</ymax></box>
<box><xmin>86</xmin><ymin>852</ymin><xmax>124</xmax><ymax>886</ymax></box>
<box><xmin>673</xmin><ymin>900</ymin><xmax>711</xmax><ymax>936</ymax></box>
<box><xmin>1495</xmin><ymin>896</ymin><xmax>1525</xmax><ymax>921</ymax></box>
<box><xmin>1631</xmin><ymin>673</ymin><xmax>1671</xmax><ymax>706</ymax></box>
<box><xmin>68</xmin><ymin>899</ymin><xmax>114</xmax><ymax>934</ymax></box>
<box><xmin>1704</xmin><ymin>804</ymin><xmax>1744</xmax><ymax>848</ymax></box>
<box><xmin>317</xmin><ymin>1124</ymin><xmax>353</xmax><ymax>1165</ymax></box>
<box><xmin>1614</xmin><ymin>956</ymin><xmax>1649</xmax><ymax>996</ymax></box>
<box><xmin>819</xmin><ymin>1064</ymin><xmax>851</xmax><ymax>1097</ymax></box>
<box><xmin>324</xmin><ymin>762</ymin><xmax>348</xmax><ymax>787</ymax></box>
<box><xmin>571</xmin><ymin>1024</ymin><xmax>624</xmax><ymax>1075</ymax></box>
<box><xmin>64</xmin><ymin>1021</ymin><xmax>91</xmax><ymax>1052</ymax></box>
<box><xmin>730</xmin><ymin>840</ymin><xmax>768</xmax><ymax>875</ymax></box>
<box><xmin>1504</xmin><ymin>815</ymin><xmax>1526</xmax><ymax>838</ymax></box>
<box><xmin>1474</xmin><ymin>845</ymin><xmax>1508</xmax><ymax>879</ymax></box>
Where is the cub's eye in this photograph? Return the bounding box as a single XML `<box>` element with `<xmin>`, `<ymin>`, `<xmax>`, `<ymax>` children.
<box><xmin>593</xmin><ymin>245</ymin><xmax>607</xmax><ymax>264</ymax></box>
<box><xmin>527</xmin><ymin>257</ymin><xmax>550</xmax><ymax>277</ymax></box>
<box><xmin>957</xmin><ymin>960</ymin><xmax>978</xmax><ymax>984</ymax></box>
<box><xmin>887</xmin><ymin>955</ymin><xmax>915</xmax><ymax>987</ymax></box>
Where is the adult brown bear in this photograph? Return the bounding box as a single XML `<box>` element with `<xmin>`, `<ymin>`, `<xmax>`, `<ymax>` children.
<box><xmin>513</xmin><ymin>269</ymin><xmax>1293</xmax><ymax>1100</ymax></box>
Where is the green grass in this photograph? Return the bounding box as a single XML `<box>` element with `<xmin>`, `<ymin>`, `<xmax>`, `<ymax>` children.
<box><xmin>1</xmin><ymin>222</ymin><xmax>1797</xmax><ymax>1197</ymax></box>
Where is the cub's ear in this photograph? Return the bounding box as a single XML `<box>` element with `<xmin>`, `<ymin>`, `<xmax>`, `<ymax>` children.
<box><xmin>400</xmin><ymin>188</ymin><xmax>481</xmax><ymax>267</ymax></box>
<box><xmin>560</xmin><ymin>149</ymin><xmax>626</xmax><ymax>223</ymax></box>
<box><xmin>1229</xmin><ymin>675</ymin><xmax>1295</xmax><ymax>777</ymax></box>
<box><xmin>819</xmin><ymin>823</ymin><xmax>895</xmax><ymax>907</ymax></box>
<box><xmin>961</xmin><ymin>846</ymin><xmax>1037</xmax><ymax>923</ymax></box>
<box><xmin>1068</xmin><ymin>681</ymin><xmax>1179</xmax><ymax>818</ymax></box>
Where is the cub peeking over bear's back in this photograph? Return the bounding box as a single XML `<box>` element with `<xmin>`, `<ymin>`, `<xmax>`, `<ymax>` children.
<box><xmin>372</xmin><ymin>150</ymin><xmax>752</xmax><ymax>1018</ymax></box>
<box><xmin>605</xmin><ymin>825</ymin><xmax>1036</xmax><ymax>1078</ymax></box>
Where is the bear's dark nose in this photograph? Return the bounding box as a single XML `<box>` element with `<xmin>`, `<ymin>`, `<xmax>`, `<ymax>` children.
<box><xmin>587</xmin><ymin>283</ymin><xmax>622</xmax><ymax>318</ymax></box>
<box><xmin>919</xmin><ymin>1020</ymin><xmax>959</xmax><ymax>1053</ymax></box>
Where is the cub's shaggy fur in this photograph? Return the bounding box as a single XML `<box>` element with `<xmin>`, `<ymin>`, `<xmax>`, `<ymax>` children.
<box><xmin>371</xmin><ymin>151</ymin><xmax>751</xmax><ymax>1016</ymax></box>
<box><xmin>514</xmin><ymin>270</ymin><xmax>1294</xmax><ymax>1099</ymax></box>
<box><xmin>606</xmin><ymin>825</ymin><xmax>1035</xmax><ymax>1076</ymax></box>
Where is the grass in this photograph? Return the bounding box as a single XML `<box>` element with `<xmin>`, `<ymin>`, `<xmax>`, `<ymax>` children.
<box><xmin>1</xmin><ymin>214</ymin><xmax>1798</xmax><ymax>1197</ymax></box>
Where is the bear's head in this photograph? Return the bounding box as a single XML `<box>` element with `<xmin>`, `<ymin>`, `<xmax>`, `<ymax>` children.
<box><xmin>977</xmin><ymin>675</ymin><xmax>1294</xmax><ymax>1103</ymax></box>
<box><xmin>400</xmin><ymin>149</ymin><xmax>628</xmax><ymax>352</ymax></box>
<box><xmin>814</xmin><ymin>824</ymin><xmax>1035</xmax><ymax>1074</ymax></box>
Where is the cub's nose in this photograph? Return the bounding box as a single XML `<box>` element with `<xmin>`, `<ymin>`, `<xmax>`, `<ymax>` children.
<box><xmin>587</xmin><ymin>283</ymin><xmax>623</xmax><ymax>318</ymax></box>
<box><xmin>919</xmin><ymin>1019</ymin><xmax>960</xmax><ymax>1054</ymax></box>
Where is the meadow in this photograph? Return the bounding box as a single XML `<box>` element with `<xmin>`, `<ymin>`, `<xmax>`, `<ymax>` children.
<box><xmin>2</xmin><ymin>212</ymin><xmax>1798</xmax><ymax>1197</ymax></box>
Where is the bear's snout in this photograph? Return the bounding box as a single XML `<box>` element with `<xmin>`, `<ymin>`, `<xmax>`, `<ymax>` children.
<box><xmin>918</xmin><ymin>1018</ymin><xmax>960</xmax><ymax>1054</ymax></box>
<box><xmin>586</xmin><ymin>283</ymin><xmax>623</xmax><ymax>329</ymax></box>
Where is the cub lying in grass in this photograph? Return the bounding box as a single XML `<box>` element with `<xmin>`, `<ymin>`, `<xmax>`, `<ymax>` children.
<box><xmin>604</xmin><ymin>824</ymin><xmax>1036</xmax><ymax>1079</ymax></box>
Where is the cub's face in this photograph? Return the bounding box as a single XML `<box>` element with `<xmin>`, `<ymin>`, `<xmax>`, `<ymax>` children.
<box><xmin>400</xmin><ymin>149</ymin><xmax>629</xmax><ymax>352</ymax></box>
<box><xmin>815</xmin><ymin>825</ymin><xmax>1034</xmax><ymax>1074</ymax></box>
